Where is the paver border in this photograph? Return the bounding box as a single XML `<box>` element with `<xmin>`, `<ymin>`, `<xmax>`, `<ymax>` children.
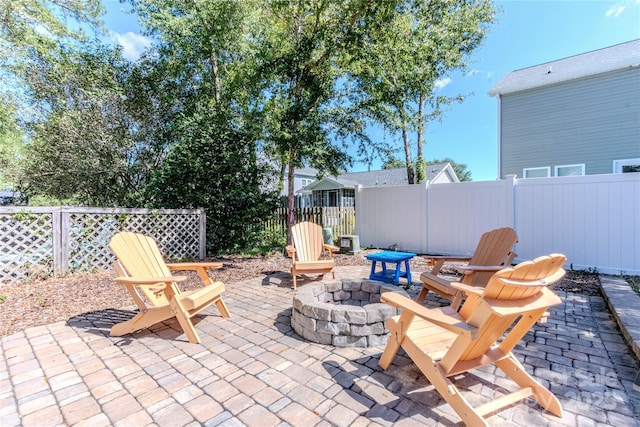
<box><xmin>600</xmin><ymin>274</ymin><xmax>640</xmax><ymax>362</ymax></box>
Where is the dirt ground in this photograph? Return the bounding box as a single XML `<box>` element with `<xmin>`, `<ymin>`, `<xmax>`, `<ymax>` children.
<box><xmin>0</xmin><ymin>250</ymin><xmax>601</xmax><ymax>337</ymax></box>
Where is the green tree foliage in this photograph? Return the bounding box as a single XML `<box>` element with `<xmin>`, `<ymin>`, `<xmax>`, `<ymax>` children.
<box><xmin>128</xmin><ymin>0</ymin><xmax>257</xmax><ymax>105</ymax></box>
<box><xmin>127</xmin><ymin>0</ymin><xmax>280</xmax><ymax>251</ymax></box>
<box><xmin>3</xmin><ymin>0</ymin><xmax>492</xmax><ymax>253</ymax></box>
<box><xmin>145</xmin><ymin>104</ymin><xmax>278</xmax><ymax>253</ymax></box>
<box><xmin>0</xmin><ymin>101</ymin><xmax>24</xmax><ymax>190</ymax></box>
<box><xmin>22</xmin><ymin>44</ymin><xmax>138</xmax><ymax>205</ymax></box>
<box><xmin>348</xmin><ymin>0</ymin><xmax>496</xmax><ymax>184</ymax></box>
<box><xmin>384</xmin><ymin>155</ymin><xmax>472</xmax><ymax>181</ymax></box>
<box><xmin>0</xmin><ymin>0</ymin><xmax>139</xmax><ymax>205</ymax></box>
<box><xmin>256</xmin><ymin>0</ymin><xmax>397</xmax><ymax>237</ymax></box>
<box><xmin>382</xmin><ymin>156</ymin><xmax>406</xmax><ymax>170</ymax></box>
<box><xmin>0</xmin><ymin>0</ymin><xmax>104</xmax><ymax>121</ymax></box>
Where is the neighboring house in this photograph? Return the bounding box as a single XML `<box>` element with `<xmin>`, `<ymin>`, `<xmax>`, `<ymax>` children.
<box><xmin>488</xmin><ymin>39</ymin><xmax>640</xmax><ymax>179</ymax></box>
<box><xmin>299</xmin><ymin>163</ymin><xmax>459</xmax><ymax>207</ymax></box>
<box><xmin>281</xmin><ymin>167</ymin><xmax>319</xmax><ymax>207</ymax></box>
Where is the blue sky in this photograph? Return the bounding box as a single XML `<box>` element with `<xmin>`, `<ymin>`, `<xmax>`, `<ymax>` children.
<box><xmin>102</xmin><ymin>0</ymin><xmax>640</xmax><ymax>181</ymax></box>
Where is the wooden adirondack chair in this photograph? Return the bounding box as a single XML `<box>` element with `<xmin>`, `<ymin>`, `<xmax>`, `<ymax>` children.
<box><xmin>417</xmin><ymin>227</ymin><xmax>518</xmax><ymax>309</ymax></box>
<box><xmin>379</xmin><ymin>254</ymin><xmax>567</xmax><ymax>426</ymax></box>
<box><xmin>286</xmin><ymin>221</ymin><xmax>339</xmax><ymax>290</ymax></box>
<box><xmin>109</xmin><ymin>231</ymin><xmax>230</xmax><ymax>344</ymax></box>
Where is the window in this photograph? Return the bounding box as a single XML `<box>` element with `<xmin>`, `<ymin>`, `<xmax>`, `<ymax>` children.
<box><xmin>555</xmin><ymin>164</ymin><xmax>585</xmax><ymax>177</ymax></box>
<box><xmin>523</xmin><ymin>167</ymin><xmax>550</xmax><ymax>178</ymax></box>
<box><xmin>328</xmin><ymin>191</ymin><xmax>338</xmax><ymax>207</ymax></box>
<box><xmin>301</xmin><ymin>178</ymin><xmax>313</xmax><ymax>187</ymax></box>
<box><xmin>299</xmin><ymin>195</ymin><xmax>311</xmax><ymax>208</ymax></box>
<box><xmin>342</xmin><ymin>197</ymin><xmax>355</xmax><ymax>207</ymax></box>
<box><xmin>312</xmin><ymin>190</ymin><xmax>326</xmax><ymax>207</ymax></box>
<box><xmin>613</xmin><ymin>158</ymin><xmax>640</xmax><ymax>173</ymax></box>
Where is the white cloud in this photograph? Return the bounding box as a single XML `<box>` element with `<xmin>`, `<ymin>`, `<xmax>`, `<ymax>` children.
<box><xmin>605</xmin><ymin>0</ymin><xmax>640</xmax><ymax>18</ymax></box>
<box><xmin>111</xmin><ymin>31</ymin><xmax>152</xmax><ymax>61</ymax></box>
<box><xmin>605</xmin><ymin>4</ymin><xmax>626</xmax><ymax>17</ymax></box>
<box><xmin>435</xmin><ymin>77</ymin><xmax>452</xmax><ymax>90</ymax></box>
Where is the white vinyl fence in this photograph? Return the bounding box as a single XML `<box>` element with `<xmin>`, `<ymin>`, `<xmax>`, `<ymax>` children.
<box><xmin>0</xmin><ymin>207</ymin><xmax>206</xmax><ymax>285</ymax></box>
<box><xmin>356</xmin><ymin>173</ymin><xmax>640</xmax><ymax>275</ymax></box>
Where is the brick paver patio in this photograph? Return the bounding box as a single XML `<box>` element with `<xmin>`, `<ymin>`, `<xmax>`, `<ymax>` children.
<box><xmin>1</xmin><ymin>266</ymin><xmax>639</xmax><ymax>426</ymax></box>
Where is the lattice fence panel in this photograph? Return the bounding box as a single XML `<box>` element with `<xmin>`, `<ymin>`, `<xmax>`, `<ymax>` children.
<box><xmin>1</xmin><ymin>207</ymin><xmax>203</xmax><ymax>285</ymax></box>
<box><xmin>67</xmin><ymin>212</ymin><xmax>202</xmax><ymax>272</ymax></box>
<box><xmin>0</xmin><ymin>211</ymin><xmax>54</xmax><ymax>283</ymax></box>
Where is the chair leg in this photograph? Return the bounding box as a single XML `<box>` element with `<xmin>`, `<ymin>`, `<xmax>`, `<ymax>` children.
<box><xmin>215</xmin><ymin>297</ymin><xmax>231</xmax><ymax>318</ymax></box>
<box><xmin>171</xmin><ymin>300</ymin><xmax>201</xmax><ymax>344</ymax></box>
<box><xmin>378</xmin><ymin>313</ymin><xmax>411</xmax><ymax>369</ymax></box>
<box><xmin>428</xmin><ymin>366</ymin><xmax>489</xmax><ymax>427</ymax></box>
<box><xmin>378</xmin><ymin>335</ymin><xmax>401</xmax><ymax>370</ymax></box>
<box><xmin>401</xmin><ymin>337</ymin><xmax>490</xmax><ymax>427</ymax></box>
<box><xmin>416</xmin><ymin>286</ymin><xmax>429</xmax><ymax>304</ymax></box>
<box><xmin>450</xmin><ymin>291</ymin><xmax>464</xmax><ymax>311</ymax></box>
<box><xmin>495</xmin><ymin>356</ymin><xmax>563</xmax><ymax>417</ymax></box>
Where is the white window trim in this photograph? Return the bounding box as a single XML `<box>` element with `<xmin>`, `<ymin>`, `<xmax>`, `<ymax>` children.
<box><xmin>554</xmin><ymin>163</ymin><xmax>585</xmax><ymax>177</ymax></box>
<box><xmin>523</xmin><ymin>167</ymin><xmax>551</xmax><ymax>178</ymax></box>
<box><xmin>613</xmin><ymin>158</ymin><xmax>640</xmax><ymax>173</ymax></box>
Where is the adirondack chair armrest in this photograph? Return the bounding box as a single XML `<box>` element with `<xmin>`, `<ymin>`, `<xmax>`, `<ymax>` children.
<box><xmin>323</xmin><ymin>244</ymin><xmax>339</xmax><ymax>253</ymax></box>
<box><xmin>423</xmin><ymin>255</ymin><xmax>473</xmax><ymax>263</ymax></box>
<box><xmin>166</xmin><ymin>262</ymin><xmax>223</xmax><ymax>271</ymax></box>
<box><xmin>114</xmin><ymin>275</ymin><xmax>188</xmax><ymax>285</ymax></box>
<box><xmin>422</xmin><ymin>255</ymin><xmax>472</xmax><ymax>275</ymax></box>
<box><xmin>450</xmin><ymin>282</ymin><xmax>484</xmax><ymax>296</ymax></box>
<box><xmin>285</xmin><ymin>245</ymin><xmax>296</xmax><ymax>257</ymax></box>
<box><xmin>381</xmin><ymin>292</ymin><xmax>477</xmax><ymax>339</ymax></box>
<box><xmin>456</xmin><ymin>264</ymin><xmax>508</xmax><ymax>275</ymax></box>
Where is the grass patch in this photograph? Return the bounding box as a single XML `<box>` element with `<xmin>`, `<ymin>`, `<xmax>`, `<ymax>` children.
<box><xmin>625</xmin><ymin>275</ymin><xmax>640</xmax><ymax>296</ymax></box>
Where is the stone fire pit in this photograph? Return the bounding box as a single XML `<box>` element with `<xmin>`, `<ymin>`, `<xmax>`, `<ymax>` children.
<box><xmin>291</xmin><ymin>279</ymin><xmax>410</xmax><ymax>347</ymax></box>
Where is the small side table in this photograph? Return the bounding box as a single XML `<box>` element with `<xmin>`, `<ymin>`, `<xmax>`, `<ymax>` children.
<box><xmin>365</xmin><ymin>251</ymin><xmax>417</xmax><ymax>286</ymax></box>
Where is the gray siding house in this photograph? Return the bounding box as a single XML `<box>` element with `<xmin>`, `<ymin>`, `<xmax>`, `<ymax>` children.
<box><xmin>489</xmin><ymin>39</ymin><xmax>640</xmax><ymax>179</ymax></box>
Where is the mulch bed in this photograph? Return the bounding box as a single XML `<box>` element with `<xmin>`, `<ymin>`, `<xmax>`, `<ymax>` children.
<box><xmin>0</xmin><ymin>250</ymin><xmax>601</xmax><ymax>337</ymax></box>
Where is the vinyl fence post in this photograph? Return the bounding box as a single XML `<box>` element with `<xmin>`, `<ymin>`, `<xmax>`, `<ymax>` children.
<box><xmin>355</xmin><ymin>185</ymin><xmax>362</xmax><ymax>237</ymax></box>
<box><xmin>422</xmin><ymin>181</ymin><xmax>429</xmax><ymax>254</ymax></box>
<box><xmin>505</xmin><ymin>174</ymin><xmax>517</xmax><ymax>228</ymax></box>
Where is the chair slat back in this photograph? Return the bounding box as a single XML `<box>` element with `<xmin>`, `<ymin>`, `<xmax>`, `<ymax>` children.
<box><xmin>110</xmin><ymin>231</ymin><xmax>174</xmax><ymax>306</ymax></box>
<box><xmin>291</xmin><ymin>222</ymin><xmax>324</xmax><ymax>262</ymax></box>
<box><xmin>454</xmin><ymin>254</ymin><xmax>566</xmax><ymax>363</ymax></box>
<box><xmin>465</xmin><ymin>227</ymin><xmax>518</xmax><ymax>287</ymax></box>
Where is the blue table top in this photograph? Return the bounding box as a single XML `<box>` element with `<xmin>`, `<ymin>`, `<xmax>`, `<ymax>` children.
<box><xmin>365</xmin><ymin>251</ymin><xmax>417</xmax><ymax>262</ymax></box>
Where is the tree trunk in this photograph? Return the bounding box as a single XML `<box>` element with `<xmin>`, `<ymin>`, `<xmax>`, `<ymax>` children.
<box><xmin>286</xmin><ymin>153</ymin><xmax>296</xmax><ymax>245</ymax></box>
<box><xmin>402</xmin><ymin>120</ymin><xmax>415</xmax><ymax>184</ymax></box>
<box><xmin>416</xmin><ymin>93</ymin><xmax>426</xmax><ymax>183</ymax></box>
<box><xmin>210</xmin><ymin>52</ymin><xmax>221</xmax><ymax>103</ymax></box>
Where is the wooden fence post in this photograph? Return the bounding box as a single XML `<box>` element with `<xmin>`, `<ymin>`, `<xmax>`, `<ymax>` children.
<box><xmin>199</xmin><ymin>208</ymin><xmax>206</xmax><ymax>258</ymax></box>
<box><xmin>53</xmin><ymin>207</ymin><xmax>64</xmax><ymax>276</ymax></box>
